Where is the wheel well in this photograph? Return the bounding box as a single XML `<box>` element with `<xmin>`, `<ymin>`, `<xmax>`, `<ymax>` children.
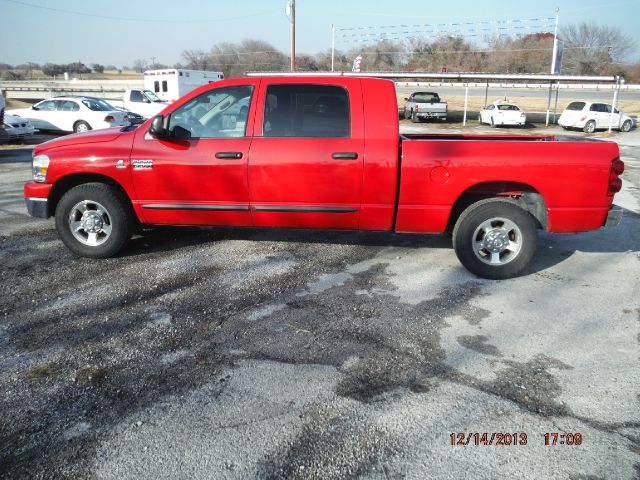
<box><xmin>48</xmin><ymin>174</ymin><xmax>135</xmax><ymax>219</ymax></box>
<box><xmin>446</xmin><ymin>182</ymin><xmax>548</xmax><ymax>232</ymax></box>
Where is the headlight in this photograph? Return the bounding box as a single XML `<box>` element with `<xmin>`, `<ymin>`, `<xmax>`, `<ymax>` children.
<box><xmin>32</xmin><ymin>154</ymin><xmax>50</xmax><ymax>182</ymax></box>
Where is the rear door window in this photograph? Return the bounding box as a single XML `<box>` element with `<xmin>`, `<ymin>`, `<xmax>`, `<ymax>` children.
<box><xmin>263</xmin><ymin>84</ymin><xmax>350</xmax><ymax>138</ymax></box>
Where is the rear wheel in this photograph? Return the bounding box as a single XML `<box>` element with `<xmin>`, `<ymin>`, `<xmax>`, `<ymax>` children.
<box><xmin>411</xmin><ymin>111</ymin><xmax>419</xmax><ymax>123</ymax></box>
<box><xmin>452</xmin><ymin>199</ymin><xmax>538</xmax><ymax>279</ymax></box>
<box><xmin>404</xmin><ymin>109</ymin><xmax>411</xmax><ymax>120</ymax></box>
<box><xmin>583</xmin><ymin>120</ymin><xmax>596</xmax><ymax>134</ymax></box>
<box><xmin>74</xmin><ymin>121</ymin><xmax>91</xmax><ymax>133</ymax></box>
<box><xmin>55</xmin><ymin>183</ymin><xmax>133</xmax><ymax>258</ymax></box>
<box><xmin>621</xmin><ymin>120</ymin><xmax>632</xmax><ymax>132</ymax></box>
<box><xmin>490</xmin><ymin>117</ymin><xmax>496</xmax><ymax>128</ymax></box>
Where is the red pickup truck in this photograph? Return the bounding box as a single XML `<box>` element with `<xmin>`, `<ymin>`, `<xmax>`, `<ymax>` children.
<box><xmin>24</xmin><ymin>76</ymin><xmax>624</xmax><ymax>279</ymax></box>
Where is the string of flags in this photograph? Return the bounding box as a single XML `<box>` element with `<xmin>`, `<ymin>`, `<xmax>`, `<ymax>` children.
<box><xmin>335</xmin><ymin>17</ymin><xmax>557</xmax><ymax>45</ymax></box>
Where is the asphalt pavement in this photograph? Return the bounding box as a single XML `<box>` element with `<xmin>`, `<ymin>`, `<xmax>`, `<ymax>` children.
<box><xmin>0</xmin><ymin>123</ymin><xmax>638</xmax><ymax>479</ymax></box>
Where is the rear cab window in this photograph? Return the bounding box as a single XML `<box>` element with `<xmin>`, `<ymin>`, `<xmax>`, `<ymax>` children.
<box><xmin>262</xmin><ymin>84</ymin><xmax>350</xmax><ymax>138</ymax></box>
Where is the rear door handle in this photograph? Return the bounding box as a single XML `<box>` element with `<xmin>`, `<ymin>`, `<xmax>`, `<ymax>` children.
<box><xmin>215</xmin><ymin>152</ymin><xmax>243</xmax><ymax>159</ymax></box>
<box><xmin>331</xmin><ymin>152</ymin><xmax>358</xmax><ymax>160</ymax></box>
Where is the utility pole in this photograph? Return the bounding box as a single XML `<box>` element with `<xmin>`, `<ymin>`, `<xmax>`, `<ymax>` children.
<box><xmin>546</xmin><ymin>7</ymin><xmax>560</xmax><ymax>126</ymax></box>
<box><xmin>331</xmin><ymin>24</ymin><xmax>335</xmax><ymax>72</ymax></box>
<box><xmin>151</xmin><ymin>56</ymin><xmax>157</xmax><ymax>69</ymax></box>
<box><xmin>290</xmin><ymin>0</ymin><xmax>296</xmax><ymax>71</ymax></box>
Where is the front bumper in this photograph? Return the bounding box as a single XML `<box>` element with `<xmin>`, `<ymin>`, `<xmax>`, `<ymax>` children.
<box><xmin>604</xmin><ymin>206</ymin><xmax>623</xmax><ymax>228</ymax></box>
<box><xmin>24</xmin><ymin>181</ymin><xmax>53</xmax><ymax>218</ymax></box>
<box><xmin>25</xmin><ymin>197</ymin><xmax>49</xmax><ymax>218</ymax></box>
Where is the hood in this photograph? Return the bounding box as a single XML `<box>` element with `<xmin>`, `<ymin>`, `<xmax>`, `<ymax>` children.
<box><xmin>35</xmin><ymin>127</ymin><xmax>125</xmax><ymax>153</ymax></box>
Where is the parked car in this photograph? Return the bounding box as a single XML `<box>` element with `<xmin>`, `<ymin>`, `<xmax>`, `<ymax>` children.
<box><xmin>23</xmin><ymin>77</ymin><xmax>624</xmax><ymax>280</ymax></box>
<box><xmin>109</xmin><ymin>89</ymin><xmax>170</xmax><ymax>119</ymax></box>
<box><xmin>9</xmin><ymin>96</ymin><xmax>128</xmax><ymax>133</ymax></box>
<box><xmin>479</xmin><ymin>101</ymin><xmax>526</xmax><ymax>127</ymax></box>
<box><xmin>120</xmin><ymin>109</ymin><xmax>145</xmax><ymax>125</ymax></box>
<box><xmin>404</xmin><ymin>91</ymin><xmax>447</xmax><ymax>122</ymax></box>
<box><xmin>2</xmin><ymin>114</ymin><xmax>35</xmax><ymax>140</ymax></box>
<box><xmin>558</xmin><ymin>101</ymin><xmax>634</xmax><ymax>133</ymax></box>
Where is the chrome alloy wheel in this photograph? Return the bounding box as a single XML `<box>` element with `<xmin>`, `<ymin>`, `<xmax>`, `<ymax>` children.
<box><xmin>472</xmin><ymin>217</ymin><xmax>522</xmax><ymax>265</ymax></box>
<box><xmin>68</xmin><ymin>200</ymin><xmax>112</xmax><ymax>246</ymax></box>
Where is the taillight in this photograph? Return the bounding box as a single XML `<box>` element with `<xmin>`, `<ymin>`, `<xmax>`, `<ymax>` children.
<box><xmin>104</xmin><ymin>115</ymin><xmax>115</xmax><ymax>122</ymax></box>
<box><xmin>608</xmin><ymin>158</ymin><xmax>625</xmax><ymax>196</ymax></box>
<box><xmin>415</xmin><ymin>104</ymin><xmax>419</xmax><ymax>111</ymax></box>
<box><xmin>445</xmin><ymin>104</ymin><xmax>448</xmax><ymax>112</ymax></box>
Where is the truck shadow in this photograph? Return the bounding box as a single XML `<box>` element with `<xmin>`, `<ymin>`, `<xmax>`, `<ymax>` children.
<box><xmin>125</xmin><ymin>206</ymin><xmax>639</xmax><ymax>278</ymax></box>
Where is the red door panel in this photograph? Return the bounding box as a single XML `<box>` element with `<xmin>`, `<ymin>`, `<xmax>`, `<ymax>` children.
<box><xmin>249</xmin><ymin>78</ymin><xmax>365</xmax><ymax>229</ymax></box>
<box><xmin>129</xmin><ymin>80</ymin><xmax>258</xmax><ymax>226</ymax></box>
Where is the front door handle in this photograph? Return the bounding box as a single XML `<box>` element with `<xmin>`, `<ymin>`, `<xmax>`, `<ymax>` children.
<box><xmin>332</xmin><ymin>152</ymin><xmax>359</xmax><ymax>160</ymax></box>
<box><xmin>215</xmin><ymin>152</ymin><xmax>243</xmax><ymax>159</ymax></box>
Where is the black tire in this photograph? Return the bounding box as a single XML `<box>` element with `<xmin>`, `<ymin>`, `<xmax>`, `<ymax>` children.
<box><xmin>55</xmin><ymin>183</ymin><xmax>133</xmax><ymax>258</ymax></box>
<box><xmin>411</xmin><ymin>111</ymin><xmax>419</xmax><ymax>123</ymax></box>
<box><xmin>74</xmin><ymin>120</ymin><xmax>91</xmax><ymax>133</ymax></box>
<box><xmin>583</xmin><ymin>120</ymin><xmax>596</xmax><ymax>134</ymax></box>
<box><xmin>621</xmin><ymin>120</ymin><xmax>632</xmax><ymax>132</ymax></box>
<box><xmin>404</xmin><ymin>109</ymin><xmax>411</xmax><ymax>120</ymax></box>
<box><xmin>478</xmin><ymin>114</ymin><xmax>483</xmax><ymax>125</ymax></box>
<box><xmin>452</xmin><ymin>198</ymin><xmax>538</xmax><ymax>280</ymax></box>
<box><xmin>490</xmin><ymin>117</ymin><xmax>496</xmax><ymax>128</ymax></box>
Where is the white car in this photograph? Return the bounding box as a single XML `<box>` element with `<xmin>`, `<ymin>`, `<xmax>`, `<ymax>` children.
<box><xmin>2</xmin><ymin>114</ymin><xmax>35</xmax><ymax>140</ymax></box>
<box><xmin>479</xmin><ymin>102</ymin><xmax>526</xmax><ymax>127</ymax></box>
<box><xmin>9</xmin><ymin>96</ymin><xmax>128</xmax><ymax>133</ymax></box>
<box><xmin>558</xmin><ymin>101</ymin><xmax>634</xmax><ymax>133</ymax></box>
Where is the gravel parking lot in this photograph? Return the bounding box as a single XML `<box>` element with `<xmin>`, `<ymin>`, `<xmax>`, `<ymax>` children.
<box><xmin>0</xmin><ymin>122</ymin><xmax>639</xmax><ymax>479</ymax></box>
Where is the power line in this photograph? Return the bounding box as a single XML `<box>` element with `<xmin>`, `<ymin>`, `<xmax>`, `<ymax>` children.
<box><xmin>1</xmin><ymin>0</ymin><xmax>278</xmax><ymax>23</ymax></box>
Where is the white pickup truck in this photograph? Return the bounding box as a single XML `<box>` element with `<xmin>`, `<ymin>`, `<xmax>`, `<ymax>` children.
<box><xmin>109</xmin><ymin>89</ymin><xmax>170</xmax><ymax>119</ymax></box>
<box><xmin>403</xmin><ymin>91</ymin><xmax>448</xmax><ymax>122</ymax></box>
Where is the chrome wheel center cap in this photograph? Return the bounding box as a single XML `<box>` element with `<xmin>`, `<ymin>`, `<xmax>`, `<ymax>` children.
<box><xmin>82</xmin><ymin>212</ymin><xmax>103</xmax><ymax>233</ymax></box>
<box><xmin>483</xmin><ymin>229</ymin><xmax>509</xmax><ymax>252</ymax></box>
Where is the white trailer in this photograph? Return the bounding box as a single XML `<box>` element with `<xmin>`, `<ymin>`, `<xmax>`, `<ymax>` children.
<box><xmin>143</xmin><ymin>69</ymin><xmax>224</xmax><ymax>102</ymax></box>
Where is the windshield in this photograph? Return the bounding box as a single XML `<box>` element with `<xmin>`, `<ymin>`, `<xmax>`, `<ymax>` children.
<box><xmin>81</xmin><ymin>98</ymin><xmax>113</xmax><ymax>111</ymax></box>
<box><xmin>143</xmin><ymin>90</ymin><xmax>163</xmax><ymax>102</ymax></box>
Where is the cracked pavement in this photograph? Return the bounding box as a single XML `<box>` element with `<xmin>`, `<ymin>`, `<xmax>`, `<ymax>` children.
<box><xmin>0</xmin><ymin>125</ymin><xmax>639</xmax><ymax>479</ymax></box>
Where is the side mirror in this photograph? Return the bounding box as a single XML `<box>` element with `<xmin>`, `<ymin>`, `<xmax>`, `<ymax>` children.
<box><xmin>32</xmin><ymin>105</ymin><xmax>39</xmax><ymax>110</ymax></box>
<box><xmin>404</xmin><ymin>97</ymin><xmax>409</xmax><ymax>101</ymax></box>
<box><xmin>149</xmin><ymin>115</ymin><xmax>168</xmax><ymax>138</ymax></box>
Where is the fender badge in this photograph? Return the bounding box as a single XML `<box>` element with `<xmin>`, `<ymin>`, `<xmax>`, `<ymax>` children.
<box><xmin>132</xmin><ymin>159</ymin><xmax>154</xmax><ymax>170</ymax></box>
<box><xmin>116</xmin><ymin>159</ymin><xmax>126</xmax><ymax>169</ymax></box>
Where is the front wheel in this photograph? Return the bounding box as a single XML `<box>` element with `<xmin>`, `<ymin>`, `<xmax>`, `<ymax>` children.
<box><xmin>452</xmin><ymin>199</ymin><xmax>538</xmax><ymax>279</ymax></box>
<box><xmin>55</xmin><ymin>183</ymin><xmax>133</xmax><ymax>258</ymax></box>
<box><xmin>621</xmin><ymin>120</ymin><xmax>632</xmax><ymax>132</ymax></box>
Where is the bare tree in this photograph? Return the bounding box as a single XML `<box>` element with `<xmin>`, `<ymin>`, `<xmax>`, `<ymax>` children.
<box><xmin>561</xmin><ymin>22</ymin><xmax>635</xmax><ymax>75</ymax></box>
<box><xmin>132</xmin><ymin>59</ymin><xmax>148</xmax><ymax>73</ymax></box>
<box><xmin>182</xmin><ymin>39</ymin><xmax>287</xmax><ymax>78</ymax></box>
<box><xmin>181</xmin><ymin>49</ymin><xmax>209</xmax><ymax>70</ymax></box>
<box><xmin>487</xmin><ymin>33</ymin><xmax>554</xmax><ymax>73</ymax></box>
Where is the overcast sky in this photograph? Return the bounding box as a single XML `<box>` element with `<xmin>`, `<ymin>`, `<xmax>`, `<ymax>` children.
<box><xmin>0</xmin><ymin>0</ymin><xmax>638</xmax><ymax>67</ymax></box>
